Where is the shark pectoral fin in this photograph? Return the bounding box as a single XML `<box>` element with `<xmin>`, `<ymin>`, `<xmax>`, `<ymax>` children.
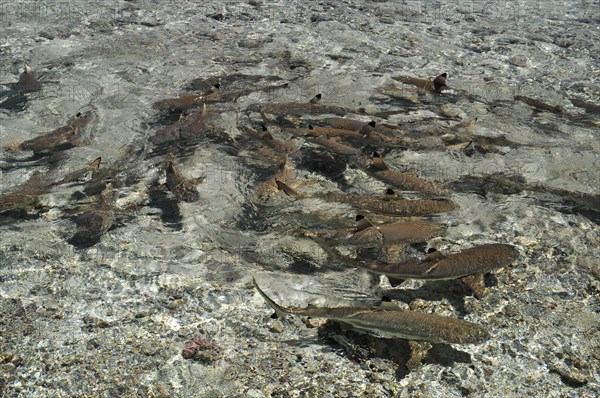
<box><xmin>461</xmin><ymin>273</ymin><xmax>486</xmax><ymax>299</ymax></box>
<box><xmin>407</xmin><ymin>340</ymin><xmax>432</xmax><ymax>369</ymax></box>
<box><xmin>275</xmin><ymin>180</ymin><xmax>299</xmax><ymax>197</ymax></box>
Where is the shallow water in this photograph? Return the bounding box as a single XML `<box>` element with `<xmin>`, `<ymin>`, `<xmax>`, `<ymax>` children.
<box><xmin>1</xmin><ymin>1</ymin><xmax>599</xmax><ymax>397</ymax></box>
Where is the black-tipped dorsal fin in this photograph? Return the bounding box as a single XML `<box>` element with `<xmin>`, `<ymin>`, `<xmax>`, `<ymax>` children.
<box><xmin>371</xmin><ymin>152</ymin><xmax>388</xmax><ymax>171</ymax></box>
<box><xmin>355</xmin><ymin>214</ymin><xmax>375</xmax><ymax>232</ymax></box>
<box><xmin>261</xmin><ymin>125</ymin><xmax>274</xmax><ymax>140</ymax></box>
<box><xmin>309</xmin><ymin>93</ymin><xmax>322</xmax><ymax>104</ymax></box>
<box><xmin>433</xmin><ymin>73</ymin><xmax>448</xmax><ymax>91</ymax></box>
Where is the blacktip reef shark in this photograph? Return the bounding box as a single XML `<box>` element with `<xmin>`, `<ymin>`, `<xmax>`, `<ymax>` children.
<box><xmin>354</xmin><ymin>152</ymin><xmax>450</xmax><ymax>197</ymax></box>
<box><xmin>298</xmin><ymin>214</ymin><xmax>447</xmax><ymax>247</ymax></box>
<box><xmin>0</xmin><ymin>173</ymin><xmax>51</xmax><ymax>215</ymax></box>
<box><xmin>247</xmin><ymin>93</ymin><xmax>354</xmax><ymax>116</ymax></box>
<box><xmin>17</xmin><ymin>63</ymin><xmax>43</xmax><ymax>92</ymax></box>
<box><xmin>253</xmin><ymin>277</ymin><xmax>489</xmax><ymax>345</ymax></box>
<box><xmin>312</xmin><ymin>239</ymin><xmax>519</xmax><ymax>298</ymax></box>
<box><xmin>283</xmin><ymin>124</ymin><xmax>365</xmax><ymax>141</ymax></box>
<box><xmin>239</xmin><ymin>125</ymin><xmax>300</xmax><ymax>164</ymax></box>
<box><xmin>52</xmin><ymin>157</ymin><xmax>102</xmax><ymax>186</ymax></box>
<box><xmin>151</xmin><ymin>103</ymin><xmax>209</xmax><ymax>145</ymax></box>
<box><xmin>0</xmin><ymin>64</ymin><xmax>43</xmax><ymax>93</ymax></box>
<box><xmin>165</xmin><ymin>160</ymin><xmax>205</xmax><ymax>202</ymax></box>
<box><xmin>393</xmin><ymin>72</ymin><xmax>449</xmax><ymax>93</ymax></box>
<box><xmin>309</xmin><ymin>93</ymin><xmax>322</xmax><ymax>104</ymax></box>
<box><xmin>275</xmin><ymin>180</ymin><xmax>457</xmax><ymax>216</ymax></box>
<box><xmin>152</xmin><ymin>83</ymin><xmax>220</xmax><ymax>113</ymax></box>
<box><xmin>304</xmin><ymin>134</ymin><xmax>362</xmax><ymax>156</ymax></box>
<box><xmin>7</xmin><ymin>110</ymin><xmax>96</xmax><ymax>155</ymax></box>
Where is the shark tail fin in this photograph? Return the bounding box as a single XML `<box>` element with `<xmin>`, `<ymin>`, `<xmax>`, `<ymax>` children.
<box><xmin>252</xmin><ymin>277</ymin><xmax>289</xmax><ymax>319</ymax></box>
<box><xmin>305</xmin><ymin>234</ymin><xmax>345</xmax><ymax>262</ymax></box>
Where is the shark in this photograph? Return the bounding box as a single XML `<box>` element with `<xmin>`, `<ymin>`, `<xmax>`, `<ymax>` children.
<box><xmin>275</xmin><ymin>180</ymin><xmax>457</xmax><ymax>216</ymax></box>
<box><xmin>152</xmin><ymin>84</ymin><xmax>220</xmax><ymax>113</ymax></box>
<box><xmin>299</xmin><ymin>215</ymin><xmax>447</xmax><ymax>247</ymax></box>
<box><xmin>0</xmin><ymin>174</ymin><xmax>50</xmax><ymax>215</ymax></box>
<box><xmin>354</xmin><ymin>152</ymin><xmax>450</xmax><ymax>197</ymax></box>
<box><xmin>12</xmin><ymin>110</ymin><xmax>96</xmax><ymax>155</ymax></box>
<box><xmin>312</xmin><ymin>240</ymin><xmax>519</xmax><ymax>297</ymax></box>
<box><xmin>253</xmin><ymin>277</ymin><xmax>489</xmax><ymax>345</ymax></box>
<box><xmin>68</xmin><ymin>182</ymin><xmax>118</xmax><ymax>247</ymax></box>
<box><xmin>18</xmin><ymin>64</ymin><xmax>43</xmax><ymax>92</ymax></box>
<box><xmin>52</xmin><ymin>157</ymin><xmax>102</xmax><ymax>186</ymax></box>
<box><xmin>247</xmin><ymin>94</ymin><xmax>353</xmax><ymax>116</ymax></box>
<box><xmin>151</xmin><ymin>103</ymin><xmax>209</xmax><ymax>145</ymax></box>
<box><xmin>284</xmin><ymin>125</ymin><xmax>365</xmax><ymax>141</ymax></box>
<box><xmin>165</xmin><ymin>160</ymin><xmax>205</xmax><ymax>202</ymax></box>
<box><xmin>1</xmin><ymin>64</ymin><xmax>43</xmax><ymax>93</ymax></box>
<box><xmin>393</xmin><ymin>73</ymin><xmax>449</xmax><ymax>93</ymax></box>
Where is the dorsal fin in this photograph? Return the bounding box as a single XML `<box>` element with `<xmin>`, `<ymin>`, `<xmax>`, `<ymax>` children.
<box><xmin>433</xmin><ymin>73</ymin><xmax>448</xmax><ymax>91</ymax></box>
<box><xmin>425</xmin><ymin>247</ymin><xmax>443</xmax><ymax>260</ymax></box>
<box><xmin>384</xmin><ymin>188</ymin><xmax>397</xmax><ymax>199</ymax></box>
<box><xmin>360</xmin><ymin>121</ymin><xmax>376</xmax><ymax>135</ymax></box>
<box><xmin>309</xmin><ymin>93</ymin><xmax>322</xmax><ymax>104</ymax></box>
<box><xmin>261</xmin><ymin>125</ymin><xmax>273</xmax><ymax>140</ymax></box>
<box><xmin>355</xmin><ymin>214</ymin><xmax>375</xmax><ymax>232</ymax></box>
<box><xmin>89</xmin><ymin>157</ymin><xmax>101</xmax><ymax>169</ymax></box>
<box><xmin>371</xmin><ymin>152</ymin><xmax>388</xmax><ymax>171</ymax></box>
